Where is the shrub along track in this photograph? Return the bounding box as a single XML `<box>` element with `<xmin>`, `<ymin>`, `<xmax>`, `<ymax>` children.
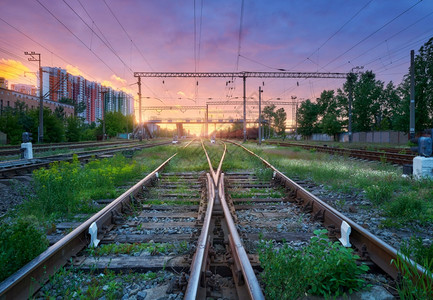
<box><xmin>0</xmin><ymin>139</ymin><xmax>430</xmax><ymax>299</ymax></box>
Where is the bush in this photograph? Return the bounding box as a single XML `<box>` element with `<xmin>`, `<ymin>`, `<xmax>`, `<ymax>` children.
<box><xmin>386</xmin><ymin>192</ymin><xmax>425</xmax><ymax>222</ymax></box>
<box><xmin>25</xmin><ymin>154</ymin><xmax>145</xmax><ymax>220</ymax></box>
<box><xmin>0</xmin><ymin>216</ymin><xmax>48</xmax><ymax>282</ymax></box>
<box><xmin>258</xmin><ymin>229</ymin><xmax>368</xmax><ymax>299</ymax></box>
<box><xmin>365</xmin><ymin>184</ymin><xmax>393</xmax><ymax>205</ymax></box>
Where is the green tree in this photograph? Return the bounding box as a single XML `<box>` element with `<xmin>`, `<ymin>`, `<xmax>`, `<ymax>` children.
<box><xmin>0</xmin><ymin>101</ymin><xmax>35</xmax><ymax>144</ymax></box>
<box><xmin>65</xmin><ymin>116</ymin><xmax>81</xmax><ymax>142</ymax></box>
<box><xmin>273</xmin><ymin>107</ymin><xmax>287</xmax><ymax>138</ymax></box>
<box><xmin>351</xmin><ymin>71</ymin><xmax>384</xmax><ymax>132</ymax></box>
<box><xmin>59</xmin><ymin>97</ymin><xmax>86</xmax><ymax>117</ymax></box>
<box><xmin>102</xmin><ymin>111</ymin><xmax>132</xmax><ymax>137</ymax></box>
<box><xmin>297</xmin><ymin>99</ymin><xmax>319</xmax><ymax>138</ymax></box>
<box><xmin>398</xmin><ymin>37</ymin><xmax>433</xmax><ymax>132</ymax></box>
<box><xmin>29</xmin><ymin>108</ymin><xmax>65</xmax><ymax>143</ymax></box>
<box><xmin>316</xmin><ymin>90</ymin><xmax>344</xmax><ymax>140</ymax></box>
<box><xmin>262</xmin><ymin>104</ymin><xmax>276</xmax><ymax>137</ymax></box>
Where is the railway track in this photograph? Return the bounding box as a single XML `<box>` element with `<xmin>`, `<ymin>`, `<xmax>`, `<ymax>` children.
<box><xmin>0</xmin><ymin>139</ymin><xmax>430</xmax><ymax>299</ymax></box>
<box><xmin>0</xmin><ymin>140</ymin><xmax>137</xmax><ymax>157</ymax></box>
<box><xmin>0</xmin><ymin>141</ymin><xmax>171</xmax><ymax>179</ymax></box>
<box><xmin>266</xmin><ymin>141</ymin><xmax>414</xmax><ymax>165</ymax></box>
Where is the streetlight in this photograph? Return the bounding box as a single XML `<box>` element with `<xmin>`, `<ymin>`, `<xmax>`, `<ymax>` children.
<box><xmin>24</xmin><ymin>51</ymin><xmax>43</xmax><ymax>143</ymax></box>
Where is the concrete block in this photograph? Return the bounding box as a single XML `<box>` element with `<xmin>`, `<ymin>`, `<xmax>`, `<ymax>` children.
<box><xmin>413</xmin><ymin>156</ymin><xmax>433</xmax><ymax>179</ymax></box>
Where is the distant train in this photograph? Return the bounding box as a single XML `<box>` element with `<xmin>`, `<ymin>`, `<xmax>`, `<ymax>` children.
<box><xmin>216</xmin><ymin>127</ymin><xmax>258</xmax><ymax>140</ymax></box>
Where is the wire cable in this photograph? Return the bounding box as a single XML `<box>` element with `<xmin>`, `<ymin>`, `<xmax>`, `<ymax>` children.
<box><xmin>35</xmin><ymin>0</ymin><xmax>120</xmax><ymax>77</ymax></box>
<box><xmin>321</xmin><ymin>0</ymin><xmax>423</xmax><ymax>70</ymax></box>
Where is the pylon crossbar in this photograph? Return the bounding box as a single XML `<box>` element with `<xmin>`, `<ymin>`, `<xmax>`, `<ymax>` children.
<box><xmin>134</xmin><ymin>71</ymin><xmax>347</xmax><ymax>79</ymax></box>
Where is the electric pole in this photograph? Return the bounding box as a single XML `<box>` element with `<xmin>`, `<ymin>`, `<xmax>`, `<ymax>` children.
<box><xmin>410</xmin><ymin>50</ymin><xmax>415</xmax><ymax>140</ymax></box>
<box><xmin>258</xmin><ymin>86</ymin><xmax>263</xmax><ymax>145</ymax></box>
<box><xmin>243</xmin><ymin>74</ymin><xmax>247</xmax><ymax>142</ymax></box>
<box><xmin>25</xmin><ymin>51</ymin><xmax>43</xmax><ymax>143</ymax></box>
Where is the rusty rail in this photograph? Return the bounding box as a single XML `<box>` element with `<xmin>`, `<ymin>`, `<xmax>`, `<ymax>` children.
<box><xmin>184</xmin><ymin>173</ymin><xmax>215</xmax><ymax>299</ymax></box>
<box><xmin>228</xmin><ymin>141</ymin><xmax>430</xmax><ymax>282</ymax></box>
<box><xmin>0</xmin><ymin>154</ymin><xmax>176</xmax><ymax>299</ymax></box>
<box><xmin>0</xmin><ymin>141</ymin><xmax>172</xmax><ymax>178</ymax></box>
<box><xmin>186</xmin><ymin>140</ymin><xmax>264</xmax><ymax>299</ymax></box>
<box><xmin>218</xmin><ymin>174</ymin><xmax>265</xmax><ymax>300</ymax></box>
<box><xmin>266</xmin><ymin>141</ymin><xmax>414</xmax><ymax>165</ymax></box>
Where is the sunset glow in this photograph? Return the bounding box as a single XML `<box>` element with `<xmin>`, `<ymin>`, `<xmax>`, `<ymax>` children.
<box><xmin>1</xmin><ymin>0</ymin><xmax>432</xmax><ymax>127</ymax></box>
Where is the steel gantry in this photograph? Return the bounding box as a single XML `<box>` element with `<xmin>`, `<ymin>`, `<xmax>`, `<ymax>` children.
<box><xmin>134</xmin><ymin>71</ymin><xmax>348</xmax><ymax>141</ymax></box>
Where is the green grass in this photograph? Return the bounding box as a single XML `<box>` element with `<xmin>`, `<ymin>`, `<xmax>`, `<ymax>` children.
<box><xmin>258</xmin><ymin>229</ymin><xmax>369</xmax><ymax>298</ymax></box>
<box><xmin>0</xmin><ymin>216</ymin><xmax>48</xmax><ymax>282</ymax></box>
<box><xmin>244</xmin><ymin>143</ymin><xmax>433</xmax><ymax>227</ymax></box>
<box><xmin>88</xmin><ymin>241</ymin><xmax>189</xmax><ymax>256</ymax></box>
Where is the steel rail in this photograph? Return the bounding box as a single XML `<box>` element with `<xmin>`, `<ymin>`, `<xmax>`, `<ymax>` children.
<box><xmin>218</xmin><ymin>174</ymin><xmax>265</xmax><ymax>300</ymax></box>
<box><xmin>189</xmin><ymin>140</ymin><xmax>264</xmax><ymax>299</ymax></box>
<box><xmin>0</xmin><ymin>140</ymin><xmax>137</xmax><ymax>156</ymax></box>
<box><xmin>184</xmin><ymin>173</ymin><xmax>215</xmax><ymax>300</ymax></box>
<box><xmin>0</xmin><ymin>154</ymin><xmax>177</xmax><ymax>299</ymax></box>
<box><xmin>200</xmin><ymin>139</ymin><xmax>226</xmax><ymax>186</ymax></box>
<box><xmin>266</xmin><ymin>141</ymin><xmax>414</xmax><ymax>165</ymax></box>
<box><xmin>0</xmin><ymin>142</ymin><xmax>172</xmax><ymax>178</ymax></box>
<box><xmin>228</xmin><ymin>141</ymin><xmax>430</xmax><ymax>282</ymax></box>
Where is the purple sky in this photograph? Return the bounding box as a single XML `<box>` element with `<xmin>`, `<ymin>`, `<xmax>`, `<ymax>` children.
<box><xmin>1</xmin><ymin>0</ymin><xmax>432</xmax><ymax>122</ymax></box>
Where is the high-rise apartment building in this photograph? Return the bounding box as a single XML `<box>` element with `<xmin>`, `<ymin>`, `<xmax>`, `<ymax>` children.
<box><xmin>10</xmin><ymin>83</ymin><xmax>37</xmax><ymax>96</ymax></box>
<box><xmin>40</xmin><ymin>67</ymin><xmax>133</xmax><ymax>124</ymax></box>
<box><xmin>0</xmin><ymin>77</ymin><xmax>8</xmax><ymax>89</ymax></box>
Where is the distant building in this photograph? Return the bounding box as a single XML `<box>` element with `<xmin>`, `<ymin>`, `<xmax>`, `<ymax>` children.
<box><xmin>0</xmin><ymin>87</ymin><xmax>74</xmax><ymax>116</ymax></box>
<box><xmin>40</xmin><ymin>67</ymin><xmax>134</xmax><ymax>124</ymax></box>
<box><xmin>0</xmin><ymin>77</ymin><xmax>8</xmax><ymax>89</ymax></box>
<box><xmin>10</xmin><ymin>83</ymin><xmax>37</xmax><ymax>96</ymax></box>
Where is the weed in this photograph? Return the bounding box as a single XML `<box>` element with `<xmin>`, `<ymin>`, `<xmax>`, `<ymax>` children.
<box><xmin>385</xmin><ymin>192</ymin><xmax>426</xmax><ymax>223</ymax></box>
<box><xmin>258</xmin><ymin>229</ymin><xmax>368</xmax><ymax>298</ymax></box>
<box><xmin>392</xmin><ymin>253</ymin><xmax>433</xmax><ymax>299</ymax></box>
<box><xmin>400</xmin><ymin>236</ymin><xmax>433</xmax><ymax>272</ymax></box>
<box><xmin>365</xmin><ymin>184</ymin><xmax>393</xmax><ymax>205</ymax></box>
<box><xmin>0</xmin><ymin>216</ymin><xmax>49</xmax><ymax>282</ymax></box>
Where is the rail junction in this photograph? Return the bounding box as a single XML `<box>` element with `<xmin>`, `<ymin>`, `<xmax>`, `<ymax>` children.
<box><xmin>0</xmin><ymin>139</ymin><xmax>430</xmax><ymax>299</ymax></box>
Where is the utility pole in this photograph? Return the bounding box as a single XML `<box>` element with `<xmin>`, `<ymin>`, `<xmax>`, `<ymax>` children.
<box><xmin>258</xmin><ymin>86</ymin><xmax>263</xmax><ymax>145</ymax></box>
<box><xmin>25</xmin><ymin>51</ymin><xmax>43</xmax><ymax>143</ymax></box>
<box><xmin>243</xmin><ymin>74</ymin><xmax>247</xmax><ymax>142</ymax></box>
<box><xmin>137</xmin><ymin>77</ymin><xmax>142</xmax><ymax>140</ymax></box>
<box><xmin>348</xmin><ymin>75</ymin><xmax>353</xmax><ymax>143</ymax></box>
<box><xmin>134</xmin><ymin>71</ymin><xmax>348</xmax><ymax>142</ymax></box>
<box><xmin>410</xmin><ymin>50</ymin><xmax>415</xmax><ymax>140</ymax></box>
<box><xmin>348</xmin><ymin>66</ymin><xmax>363</xmax><ymax>143</ymax></box>
<box><xmin>205</xmin><ymin>104</ymin><xmax>209</xmax><ymax>138</ymax></box>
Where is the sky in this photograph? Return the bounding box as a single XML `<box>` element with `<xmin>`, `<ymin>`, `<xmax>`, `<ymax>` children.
<box><xmin>0</xmin><ymin>0</ymin><xmax>432</xmax><ymax>127</ymax></box>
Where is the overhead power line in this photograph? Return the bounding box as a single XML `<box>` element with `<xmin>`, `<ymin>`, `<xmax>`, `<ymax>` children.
<box><xmin>61</xmin><ymin>0</ymin><xmax>134</xmax><ymax>74</ymax></box>
<box><xmin>321</xmin><ymin>0</ymin><xmax>423</xmax><ymax>70</ymax></box>
<box><xmin>35</xmin><ymin>0</ymin><xmax>120</xmax><ymax>77</ymax></box>
<box><xmin>0</xmin><ymin>16</ymin><xmax>97</xmax><ymax>81</ymax></box>
<box><xmin>102</xmin><ymin>0</ymin><xmax>154</xmax><ymax>71</ymax></box>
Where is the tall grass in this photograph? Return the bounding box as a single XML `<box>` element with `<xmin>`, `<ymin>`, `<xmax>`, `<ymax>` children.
<box><xmin>245</xmin><ymin>143</ymin><xmax>433</xmax><ymax>226</ymax></box>
<box><xmin>23</xmin><ymin>153</ymin><xmax>160</xmax><ymax>220</ymax></box>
